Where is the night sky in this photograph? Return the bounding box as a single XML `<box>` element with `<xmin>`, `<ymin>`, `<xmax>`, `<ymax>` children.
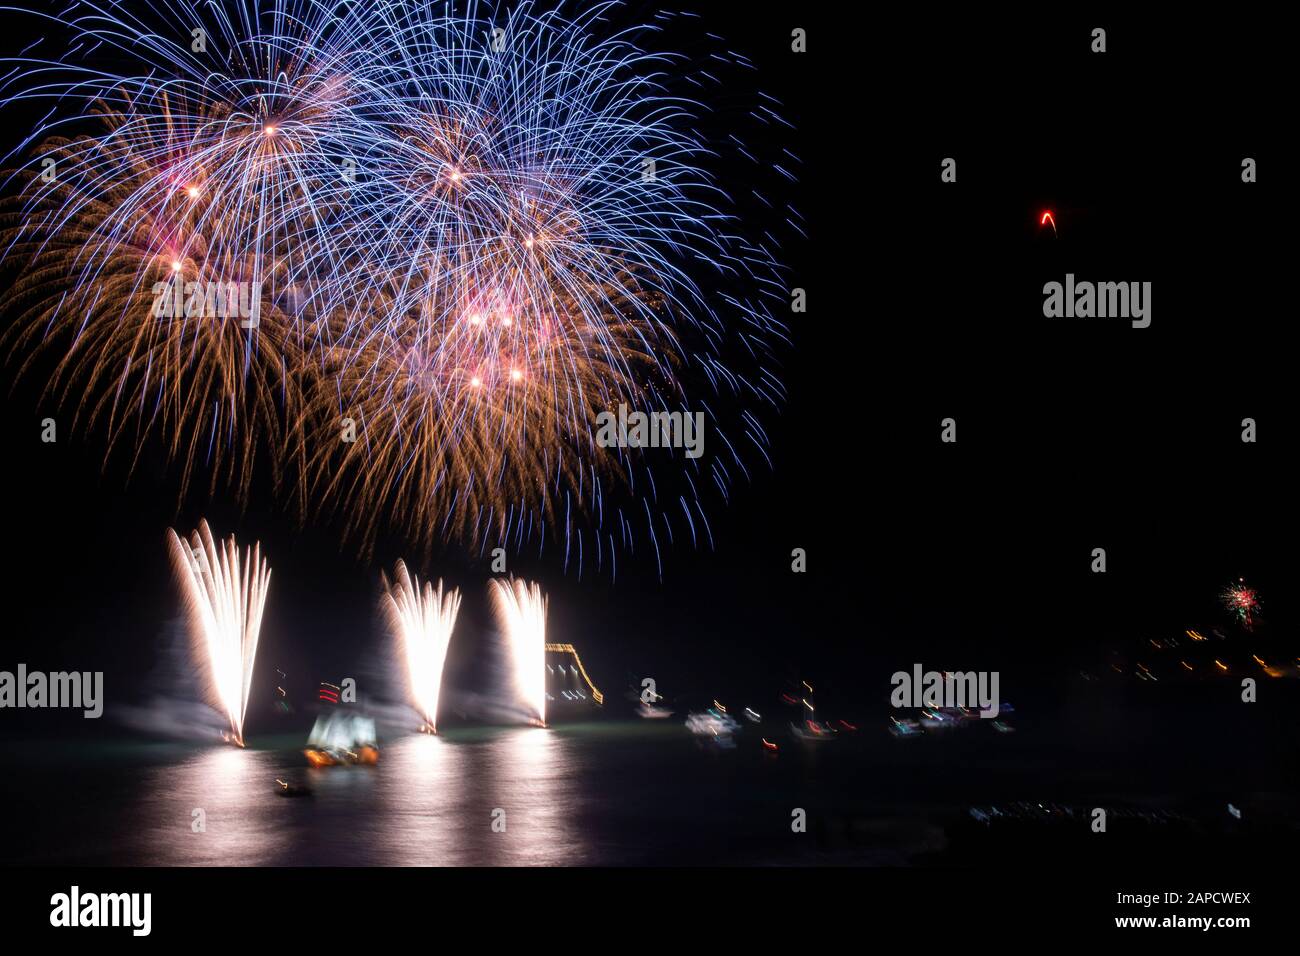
<box><xmin>0</xmin><ymin>7</ymin><xmax>1288</xmax><ymax>739</ymax></box>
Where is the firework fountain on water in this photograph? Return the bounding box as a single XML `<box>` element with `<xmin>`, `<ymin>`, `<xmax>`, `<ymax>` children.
<box><xmin>381</xmin><ymin>561</ymin><xmax>461</xmax><ymax>733</ymax></box>
<box><xmin>490</xmin><ymin>578</ymin><xmax>548</xmax><ymax>726</ymax></box>
<box><xmin>166</xmin><ymin>520</ymin><xmax>271</xmax><ymax>746</ymax></box>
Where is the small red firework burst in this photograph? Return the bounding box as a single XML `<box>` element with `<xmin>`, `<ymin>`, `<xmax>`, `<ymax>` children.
<box><xmin>1222</xmin><ymin>578</ymin><xmax>1261</xmax><ymax>630</ymax></box>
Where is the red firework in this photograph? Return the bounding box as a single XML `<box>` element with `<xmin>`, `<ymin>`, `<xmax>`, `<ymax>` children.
<box><xmin>1222</xmin><ymin>579</ymin><xmax>1260</xmax><ymax>630</ymax></box>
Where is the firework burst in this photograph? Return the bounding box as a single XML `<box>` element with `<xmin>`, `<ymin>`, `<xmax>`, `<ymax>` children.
<box><xmin>166</xmin><ymin>520</ymin><xmax>271</xmax><ymax>746</ymax></box>
<box><xmin>381</xmin><ymin>561</ymin><xmax>461</xmax><ymax>733</ymax></box>
<box><xmin>0</xmin><ymin>123</ymin><xmax>308</xmax><ymax>501</ymax></box>
<box><xmin>1222</xmin><ymin>578</ymin><xmax>1260</xmax><ymax>630</ymax></box>
<box><xmin>2</xmin><ymin>1</ymin><xmax>797</xmax><ymax>574</ymax></box>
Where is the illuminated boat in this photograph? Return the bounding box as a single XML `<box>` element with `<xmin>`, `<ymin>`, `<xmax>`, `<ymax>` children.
<box><xmin>304</xmin><ymin>748</ymin><xmax>337</xmax><ymax>768</ymax></box>
<box><xmin>303</xmin><ymin>712</ymin><xmax>380</xmax><ymax>766</ymax></box>
<box><xmin>685</xmin><ymin>709</ymin><xmax>740</xmax><ymax>748</ymax></box>
<box><xmin>789</xmin><ymin>719</ymin><xmax>839</xmax><ymax>742</ymax></box>
<box><xmin>888</xmin><ymin>717</ymin><xmax>923</xmax><ymax>738</ymax></box>
<box><xmin>788</xmin><ymin>690</ymin><xmax>837</xmax><ymax>742</ymax></box>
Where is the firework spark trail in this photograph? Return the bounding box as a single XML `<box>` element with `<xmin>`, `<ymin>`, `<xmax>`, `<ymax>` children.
<box><xmin>381</xmin><ymin>561</ymin><xmax>461</xmax><ymax>733</ymax></box>
<box><xmin>489</xmin><ymin>578</ymin><xmax>548</xmax><ymax>726</ymax></box>
<box><xmin>296</xmin><ymin>1</ymin><xmax>787</xmax><ymax>560</ymax></box>
<box><xmin>166</xmin><ymin>520</ymin><xmax>270</xmax><ymax>746</ymax></box>
<box><xmin>1</xmin><ymin>1</ymin><xmax>797</xmax><ymax>572</ymax></box>
<box><xmin>0</xmin><ymin>128</ymin><xmax>310</xmax><ymax>502</ymax></box>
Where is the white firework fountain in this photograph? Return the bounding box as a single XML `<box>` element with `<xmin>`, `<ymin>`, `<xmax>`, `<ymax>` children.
<box><xmin>166</xmin><ymin>520</ymin><xmax>271</xmax><ymax>747</ymax></box>
<box><xmin>381</xmin><ymin>561</ymin><xmax>461</xmax><ymax>733</ymax></box>
<box><xmin>489</xmin><ymin>578</ymin><xmax>548</xmax><ymax>727</ymax></box>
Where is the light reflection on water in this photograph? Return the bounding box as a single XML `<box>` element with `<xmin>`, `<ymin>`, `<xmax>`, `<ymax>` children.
<box><xmin>6</xmin><ymin>696</ymin><xmax>1292</xmax><ymax>866</ymax></box>
<box><xmin>136</xmin><ymin>746</ymin><xmax>292</xmax><ymax>866</ymax></box>
<box><xmin>131</xmin><ymin>730</ymin><xmax>584</xmax><ymax>866</ymax></box>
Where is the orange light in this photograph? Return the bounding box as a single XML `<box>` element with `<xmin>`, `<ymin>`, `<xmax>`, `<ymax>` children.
<box><xmin>263</xmin><ymin>125</ymin><xmax>277</xmax><ymax>136</ymax></box>
<box><xmin>510</xmin><ymin>369</ymin><xmax>523</xmax><ymax>382</ymax></box>
<box><xmin>470</xmin><ymin>375</ymin><xmax>482</xmax><ymax>388</ymax></box>
<box><xmin>170</xmin><ymin>260</ymin><xmax>182</xmax><ymax>272</ymax></box>
<box><xmin>469</xmin><ymin>312</ymin><xmax>482</xmax><ymax>325</ymax></box>
<box><xmin>186</xmin><ymin>186</ymin><xmax>200</xmax><ymax>199</ymax></box>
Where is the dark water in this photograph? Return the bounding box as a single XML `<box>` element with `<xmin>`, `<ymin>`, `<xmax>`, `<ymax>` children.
<box><xmin>2</xmin><ymin>696</ymin><xmax>1297</xmax><ymax>866</ymax></box>
<box><xmin>6</xmin><ymin>721</ymin><xmax>900</xmax><ymax>866</ymax></box>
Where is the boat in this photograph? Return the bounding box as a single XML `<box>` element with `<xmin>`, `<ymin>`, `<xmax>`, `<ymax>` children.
<box><xmin>789</xmin><ymin>685</ymin><xmax>838</xmax><ymax>742</ymax></box>
<box><xmin>789</xmin><ymin>719</ymin><xmax>839</xmax><ymax>742</ymax></box>
<box><xmin>303</xmin><ymin>712</ymin><xmax>380</xmax><ymax>766</ymax></box>
<box><xmin>888</xmin><ymin>717</ymin><xmax>923</xmax><ymax>738</ymax></box>
<box><xmin>685</xmin><ymin>709</ymin><xmax>740</xmax><ymax>748</ymax></box>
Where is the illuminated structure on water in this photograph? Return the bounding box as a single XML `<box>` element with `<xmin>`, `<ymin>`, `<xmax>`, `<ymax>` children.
<box><xmin>545</xmin><ymin>644</ymin><xmax>604</xmax><ymax>706</ymax></box>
